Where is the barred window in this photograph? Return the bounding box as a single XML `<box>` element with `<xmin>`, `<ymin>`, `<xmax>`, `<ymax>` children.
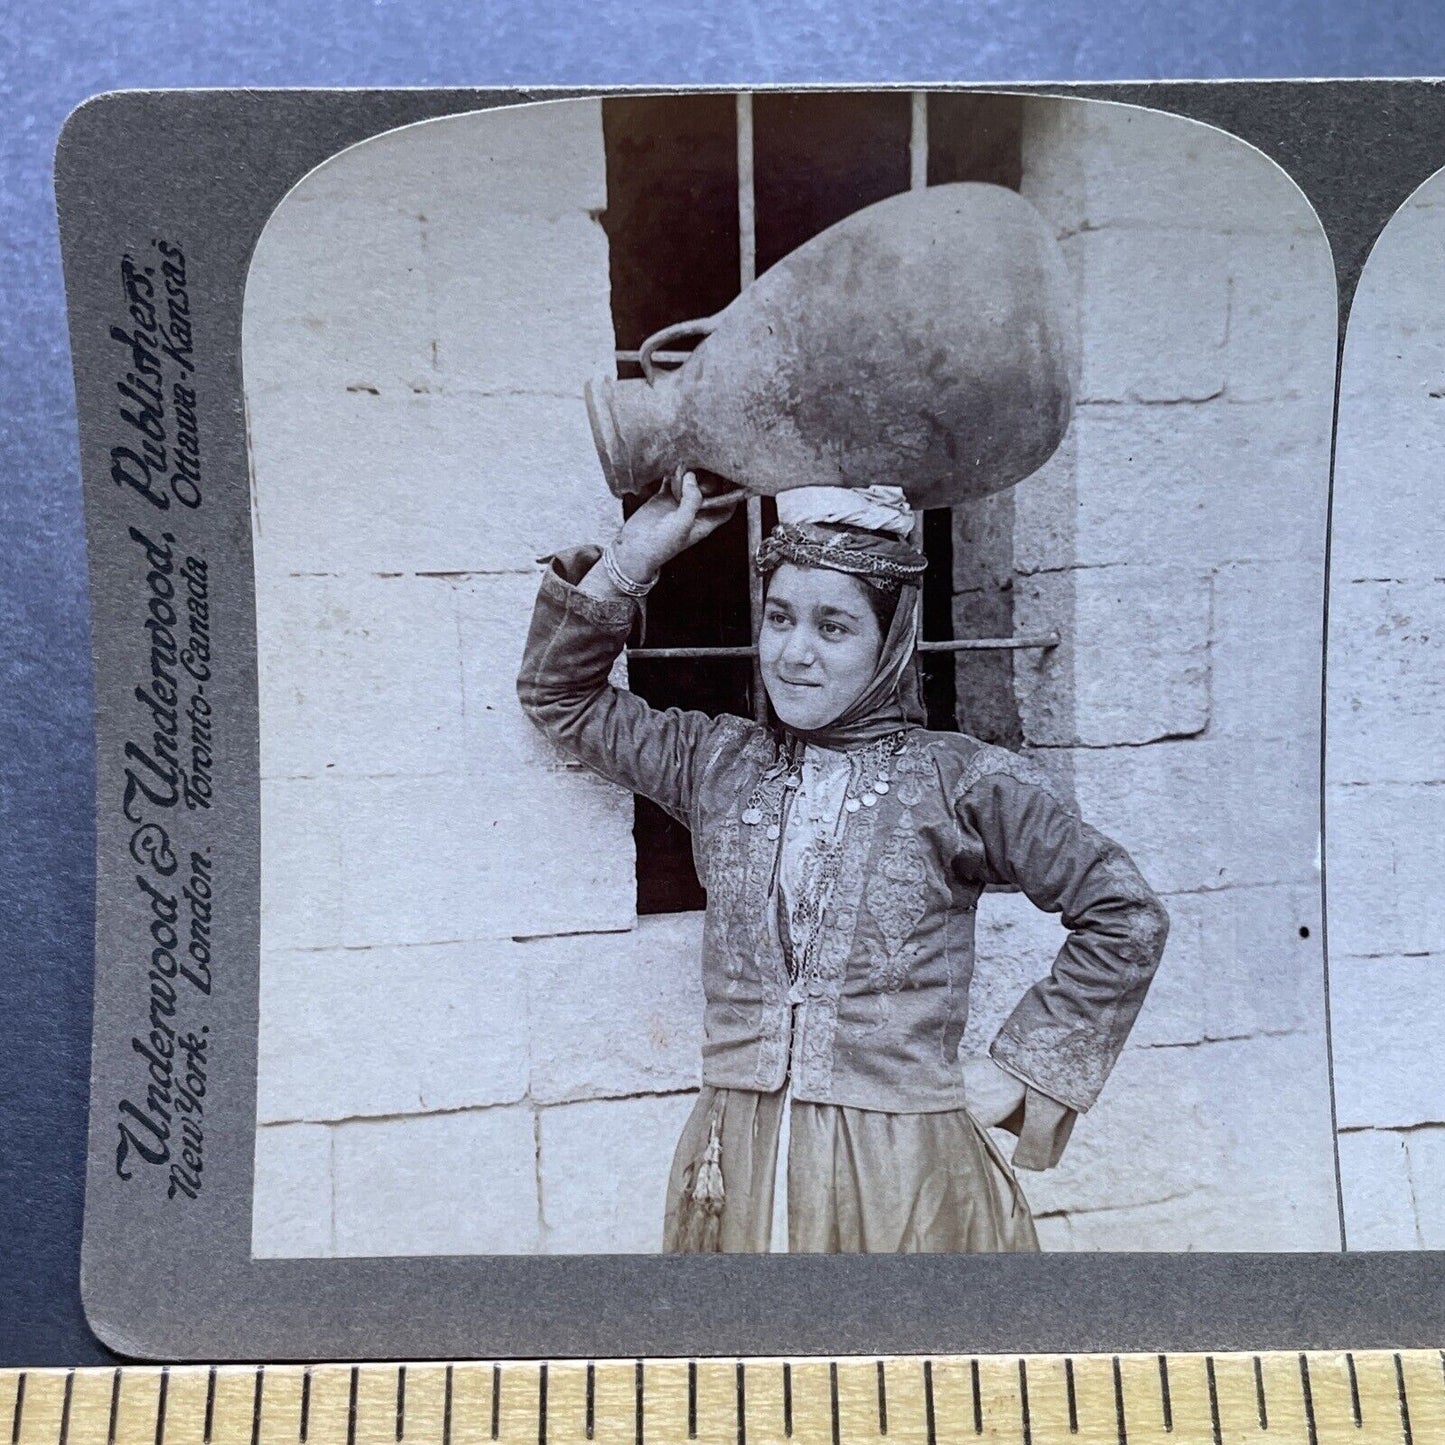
<box><xmin>600</xmin><ymin>92</ymin><xmax>1035</xmax><ymax>914</ymax></box>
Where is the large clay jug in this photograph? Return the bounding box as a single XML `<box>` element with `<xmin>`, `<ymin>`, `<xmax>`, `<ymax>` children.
<box><xmin>586</xmin><ymin>182</ymin><xmax>1080</xmax><ymax>510</ymax></box>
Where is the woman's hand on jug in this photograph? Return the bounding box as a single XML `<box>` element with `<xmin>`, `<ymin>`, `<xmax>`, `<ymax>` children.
<box><xmin>611</xmin><ymin>468</ymin><xmax>742</xmax><ymax>582</ymax></box>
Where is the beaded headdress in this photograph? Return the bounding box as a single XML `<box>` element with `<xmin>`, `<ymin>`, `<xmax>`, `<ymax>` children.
<box><xmin>754</xmin><ymin>522</ymin><xmax>927</xmax><ymax>595</ymax></box>
<box><xmin>755</xmin><ymin>484</ymin><xmax>927</xmax><ymax>594</ymax></box>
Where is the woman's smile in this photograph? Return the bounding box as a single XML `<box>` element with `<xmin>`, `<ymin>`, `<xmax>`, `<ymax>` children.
<box><xmin>759</xmin><ymin>563</ymin><xmax>884</xmax><ymax>730</ymax></box>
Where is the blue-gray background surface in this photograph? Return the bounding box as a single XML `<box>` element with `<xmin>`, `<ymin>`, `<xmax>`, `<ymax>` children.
<box><xmin>4</xmin><ymin>0</ymin><xmax>1445</xmax><ymax>1366</ymax></box>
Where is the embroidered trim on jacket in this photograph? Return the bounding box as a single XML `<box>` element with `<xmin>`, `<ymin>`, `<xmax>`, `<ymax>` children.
<box><xmin>954</xmin><ymin>742</ymin><xmax>1065</xmax><ymax>810</ymax></box>
<box><xmin>863</xmin><ymin>810</ymin><xmax>932</xmax><ymax>992</ymax></box>
<box><xmin>991</xmin><ymin>822</ymin><xmax>1170</xmax><ymax>1112</ymax></box>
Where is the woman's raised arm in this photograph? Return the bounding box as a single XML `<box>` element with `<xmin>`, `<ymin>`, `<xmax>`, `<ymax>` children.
<box><xmin>578</xmin><ymin>469</ymin><xmax>742</xmax><ymax>603</ymax></box>
<box><xmin>516</xmin><ymin>472</ymin><xmax>746</xmax><ymax>825</ymax></box>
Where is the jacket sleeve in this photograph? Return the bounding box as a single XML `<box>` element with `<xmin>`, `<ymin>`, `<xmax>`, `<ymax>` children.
<box><xmin>516</xmin><ymin>545</ymin><xmax>745</xmax><ymax>825</ymax></box>
<box><xmin>954</xmin><ymin>750</ymin><xmax>1170</xmax><ymax>1122</ymax></box>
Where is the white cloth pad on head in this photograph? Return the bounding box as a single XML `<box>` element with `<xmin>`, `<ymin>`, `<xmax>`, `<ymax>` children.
<box><xmin>775</xmin><ymin>485</ymin><xmax>916</xmax><ymax>538</ymax></box>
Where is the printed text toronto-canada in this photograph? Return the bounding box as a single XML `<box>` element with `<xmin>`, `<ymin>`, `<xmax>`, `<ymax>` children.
<box><xmin>107</xmin><ymin>240</ymin><xmax>218</xmax><ymax>1203</ymax></box>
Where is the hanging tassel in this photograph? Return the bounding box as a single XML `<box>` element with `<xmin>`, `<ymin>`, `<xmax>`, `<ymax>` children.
<box><xmin>677</xmin><ymin>1107</ymin><xmax>726</xmax><ymax>1253</ymax></box>
<box><xmin>695</xmin><ymin>1114</ymin><xmax>725</xmax><ymax>1207</ymax></box>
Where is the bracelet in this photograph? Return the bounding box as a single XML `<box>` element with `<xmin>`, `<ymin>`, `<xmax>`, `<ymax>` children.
<box><xmin>601</xmin><ymin>542</ymin><xmax>657</xmax><ymax>598</ymax></box>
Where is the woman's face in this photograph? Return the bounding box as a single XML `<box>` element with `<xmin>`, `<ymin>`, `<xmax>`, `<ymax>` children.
<box><xmin>760</xmin><ymin>563</ymin><xmax>885</xmax><ymax>731</ymax></box>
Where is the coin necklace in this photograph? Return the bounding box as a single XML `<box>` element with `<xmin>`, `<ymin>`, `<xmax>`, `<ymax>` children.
<box><xmin>738</xmin><ymin>741</ymin><xmax>803</xmax><ymax>841</ymax></box>
<box><xmin>775</xmin><ymin>732</ymin><xmax>909</xmax><ymax>990</ymax></box>
<box><xmin>738</xmin><ymin>731</ymin><xmax>905</xmax><ymax>838</ymax></box>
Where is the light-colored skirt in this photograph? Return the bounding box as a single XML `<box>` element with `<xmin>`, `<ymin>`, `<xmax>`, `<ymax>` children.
<box><xmin>662</xmin><ymin>1085</ymin><xmax>1039</xmax><ymax>1254</ymax></box>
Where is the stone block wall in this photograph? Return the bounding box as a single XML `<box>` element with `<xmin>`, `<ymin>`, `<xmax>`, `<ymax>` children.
<box><xmin>249</xmin><ymin>95</ymin><xmax>1351</xmax><ymax>1257</ymax></box>
<box><xmin>956</xmin><ymin>99</ymin><xmax>1342</xmax><ymax>1249</ymax></box>
<box><xmin>1329</xmin><ymin>182</ymin><xmax>1445</xmax><ymax>1248</ymax></box>
<box><xmin>246</xmin><ymin>102</ymin><xmax>708</xmax><ymax>1257</ymax></box>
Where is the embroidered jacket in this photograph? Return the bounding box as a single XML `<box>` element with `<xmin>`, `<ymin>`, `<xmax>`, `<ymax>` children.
<box><xmin>518</xmin><ymin>548</ymin><xmax>1169</xmax><ymax>1142</ymax></box>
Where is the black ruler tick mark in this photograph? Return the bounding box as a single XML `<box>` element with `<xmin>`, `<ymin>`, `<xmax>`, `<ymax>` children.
<box><xmin>829</xmin><ymin>1363</ymin><xmax>839</xmax><ymax>1445</ymax></box>
<box><xmin>442</xmin><ymin>1368</ymin><xmax>453</xmax><ymax>1445</ymax></box>
<box><xmin>59</xmin><ymin>1374</ymin><xmax>75</xmax><ymax>1445</ymax></box>
<box><xmin>491</xmin><ymin>1365</ymin><xmax>501</xmax><ymax>1441</ymax></box>
<box><xmin>396</xmin><ymin>1367</ymin><xmax>406</xmax><ymax>1443</ymax></box>
<box><xmin>347</xmin><ymin>1370</ymin><xmax>359</xmax><ymax>1445</ymax></box>
<box><xmin>969</xmin><ymin>1359</ymin><xmax>982</xmax><ymax>1436</ymax></box>
<box><xmin>585</xmin><ymin>1364</ymin><xmax>594</xmax><ymax>1442</ymax></box>
<box><xmin>924</xmin><ymin>1360</ymin><xmax>937</xmax><ymax>1445</ymax></box>
<box><xmin>1018</xmin><ymin>1360</ymin><xmax>1032</xmax><ymax>1445</ymax></box>
<box><xmin>1205</xmin><ymin>1358</ymin><xmax>1221</xmax><ymax>1445</ymax></box>
<box><xmin>252</xmin><ymin>1367</ymin><xmax>264</xmax><ymax>1445</ymax></box>
<box><xmin>1112</xmin><ymin>1357</ymin><xmax>1126</xmax><ymax>1445</ymax></box>
<box><xmin>538</xmin><ymin>1364</ymin><xmax>548</xmax><ymax>1445</ymax></box>
<box><xmin>204</xmin><ymin>1368</ymin><xmax>217</xmax><ymax>1445</ymax></box>
<box><xmin>735</xmin><ymin>1362</ymin><xmax>746</xmax><ymax>1445</ymax></box>
<box><xmin>108</xmin><ymin>1369</ymin><xmax>122</xmax><ymax>1445</ymax></box>
<box><xmin>10</xmin><ymin>1373</ymin><xmax>24</xmax><ymax>1445</ymax></box>
<box><xmin>687</xmin><ymin>1364</ymin><xmax>696</xmax><ymax>1442</ymax></box>
<box><xmin>634</xmin><ymin>1360</ymin><xmax>644</xmax><ymax>1445</ymax></box>
<box><xmin>876</xmin><ymin>1361</ymin><xmax>888</xmax><ymax>1437</ymax></box>
<box><xmin>782</xmin><ymin>1364</ymin><xmax>792</xmax><ymax>1439</ymax></box>
<box><xmin>1346</xmin><ymin>1352</ymin><xmax>1362</xmax><ymax>1429</ymax></box>
<box><xmin>1299</xmin><ymin>1355</ymin><xmax>1317</xmax><ymax>1445</ymax></box>
<box><xmin>1157</xmin><ymin>1355</ymin><xmax>1172</xmax><ymax>1434</ymax></box>
<box><xmin>1253</xmin><ymin>1356</ymin><xmax>1268</xmax><ymax>1431</ymax></box>
<box><xmin>153</xmin><ymin>1371</ymin><xmax>167</xmax><ymax>1445</ymax></box>
<box><xmin>1395</xmin><ymin>1354</ymin><xmax>1413</xmax><ymax>1445</ymax></box>
<box><xmin>1065</xmin><ymin>1358</ymin><xmax>1078</xmax><ymax>1435</ymax></box>
<box><xmin>301</xmin><ymin>1371</ymin><xmax>312</xmax><ymax>1445</ymax></box>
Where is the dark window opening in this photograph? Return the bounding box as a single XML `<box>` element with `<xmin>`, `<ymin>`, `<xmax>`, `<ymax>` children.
<box><xmin>600</xmin><ymin>92</ymin><xmax>1026</xmax><ymax>914</ymax></box>
<box><xmin>751</xmin><ymin>92</ymin><xmax>913</xmax><ymax>275</ymax></box>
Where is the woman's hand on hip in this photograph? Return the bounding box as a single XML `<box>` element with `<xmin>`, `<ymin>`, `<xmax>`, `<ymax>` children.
<box><xmin>964</xmin><ymin>1056</ymin><xmax>1028</xmax><ymax>1128</ymax></box>
<box><xmin>611</xmin><ymin>469</ymin><xmax>743</xmax><ymax>582</ymax></box>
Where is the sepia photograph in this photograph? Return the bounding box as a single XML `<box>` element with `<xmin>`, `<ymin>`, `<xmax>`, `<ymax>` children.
<box><xmin>242</xmin><ymin>89</ymin><xmax>1341</xmax><ymax>1258</ymax></box>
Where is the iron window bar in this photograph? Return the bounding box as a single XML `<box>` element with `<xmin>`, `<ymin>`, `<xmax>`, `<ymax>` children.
<box><xmin>613</xmin><ymin>348</ymin><xmax>699</xmax><ymax>368</ymax></box>
<box><xmin>628</xmin><ymin>635</ymin><xmax>1059</xmax><ymax>660</ymax></box>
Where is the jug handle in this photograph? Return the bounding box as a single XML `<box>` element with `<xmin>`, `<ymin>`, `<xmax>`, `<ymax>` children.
<box><xmin>639</xmin><ymin>314</ymin><xmax>720</xmax><ymax>384</ymax></box>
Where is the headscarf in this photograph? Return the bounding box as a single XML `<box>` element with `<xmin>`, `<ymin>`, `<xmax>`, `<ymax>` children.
<box><xmin>754</xmin><ymin>488</ymin><xmax>929</xmax><ymax>750</ymax></box>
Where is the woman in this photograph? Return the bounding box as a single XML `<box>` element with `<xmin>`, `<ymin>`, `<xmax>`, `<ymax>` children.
<box><xmin>517</xmin><ymin>473</ymin><xmax>1169</xmax><ymax>1253</ymax></box>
